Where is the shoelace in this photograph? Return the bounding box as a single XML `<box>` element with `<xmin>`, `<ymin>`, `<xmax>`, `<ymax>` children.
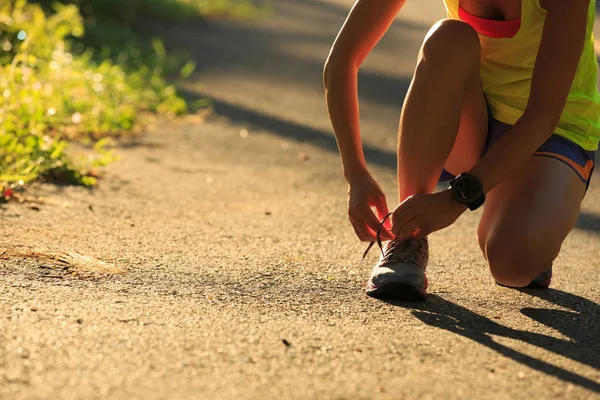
<box><xmin>380</xmin><ymin>238</ymin><xmax>425</xmax><ymax>266</ymax></box>
<box><xmin>359</xmin><ymin>213</ymin><xmax>426</xmax><ymax>268</ymax></box>
<box><xmin>359</xmin><ymin>212</ymin><xmax>393</xmax><ymax>267</ymax></box>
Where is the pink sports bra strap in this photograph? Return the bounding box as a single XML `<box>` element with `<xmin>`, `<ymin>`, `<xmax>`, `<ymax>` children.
<box><xmin>458</xmin><ymin>5</ymin><xmax>521</xmax><ymax>39</ymax></box>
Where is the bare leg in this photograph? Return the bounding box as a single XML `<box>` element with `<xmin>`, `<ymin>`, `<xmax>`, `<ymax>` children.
<box><xmin>366</xmin><ymin>20</ymin><xmax>490</xmax><ymax>301</ymax></box>
<box><xmin>397</xmin><ymin>19</ymin><xmax>488</xmax><ymax>202</ymax></box>
<box><xmin>478</xmin><ymin>157</ymin><xmax>586</xmax><ymax>287</ymax></box>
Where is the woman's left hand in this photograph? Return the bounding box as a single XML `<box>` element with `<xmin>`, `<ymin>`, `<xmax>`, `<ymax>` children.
<box><xmin>391</xmin><ymin>189</ymin><xmax>468</xmax><ymax>239</ymax></box>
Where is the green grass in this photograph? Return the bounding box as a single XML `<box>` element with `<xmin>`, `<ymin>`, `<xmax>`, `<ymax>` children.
<box><xmin>34</xmin><ymin>0</ymin><xmax>263</xmax><ymax>23</ymax></box>
<box><xmin>0</xmin><ymin>0</ymin><xmax>264</xmax><ymax>200</ymax></box>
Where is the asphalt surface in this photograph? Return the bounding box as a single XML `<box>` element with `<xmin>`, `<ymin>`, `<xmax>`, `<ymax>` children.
<box><xmin>1</xmin><ymin>1</ymin><xmax>599</xmax><ymax>399</ymax></box>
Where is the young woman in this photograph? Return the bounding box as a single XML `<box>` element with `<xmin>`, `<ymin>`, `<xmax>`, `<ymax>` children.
<box><xmin>324</xmin><ymin>0</ymin><xmax>599</xmax><ymax>300</ymax></box>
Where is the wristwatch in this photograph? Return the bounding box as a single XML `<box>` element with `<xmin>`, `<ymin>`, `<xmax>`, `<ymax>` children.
<box><xmin>449</xmin><ymin>173</ymin><xmax>486</xmax><ymax>211</ymax></box>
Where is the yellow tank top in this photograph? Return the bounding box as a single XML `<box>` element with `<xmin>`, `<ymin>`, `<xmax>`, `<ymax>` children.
<box><xmin>442</xmin><ymin>0</ymin><xmax>600</xmax><ymax>151</ymax></box>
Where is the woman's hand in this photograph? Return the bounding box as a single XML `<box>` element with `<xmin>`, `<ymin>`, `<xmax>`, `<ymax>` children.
<box><xmin>348</xmin><ymin>173</ymin><xmax>395</xmax><ymax>242</ymax></box>
<box><xmin>391</xmin><ymin>189</ymin><xmax>467</xmax><ymax>239</ymax></box>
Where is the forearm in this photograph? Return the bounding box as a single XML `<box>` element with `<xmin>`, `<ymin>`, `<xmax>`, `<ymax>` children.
<box><xmin>472</xmin><ymin>0</ymin><xmax>589</xmax><ymax>194</ymax></box>
<box><xmin>323</xmin><ymin>0</ymin><xmax>407</xmax><ymax>182</ymax></box>
<box><xmin>469</xmin><ymin>112</ymin><xmax>556</xmax><ymax>193</ymax></box>
<box><xmin>324</xmin><ymin>63</ymin><xmax>368</xmax><ymax>182</ymax></box>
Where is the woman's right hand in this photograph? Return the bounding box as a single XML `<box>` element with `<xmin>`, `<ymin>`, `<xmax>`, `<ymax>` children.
<box><xmin>347</xmin><ymin>173</ymin><xmax>395</xmax><ymax>242</ymax></box>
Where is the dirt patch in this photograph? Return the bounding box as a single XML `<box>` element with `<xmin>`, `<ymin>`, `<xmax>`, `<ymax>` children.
<box><xmin>0</xmin><ymin>248</ymin><xmax>125</xmax><ymax>276</ymax></box>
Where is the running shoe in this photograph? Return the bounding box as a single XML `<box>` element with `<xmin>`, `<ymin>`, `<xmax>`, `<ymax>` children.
<box><xmin>366</xmin><ymin>237</ymin><xmax>429</xmax><ymax>301</ymax></box>
<box><xmin>526</xmin><ymin>264</ymin><xmax>553</xmax><ymax>289</ymax></box>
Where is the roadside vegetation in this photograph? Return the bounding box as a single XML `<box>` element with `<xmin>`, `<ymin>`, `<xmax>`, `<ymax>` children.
<box><xmin>0</xmin><ymin>0</ymin><xmax>264</xmax><ymax>201</ymax></box>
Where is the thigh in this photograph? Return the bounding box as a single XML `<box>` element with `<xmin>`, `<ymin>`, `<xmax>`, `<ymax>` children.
<box><xmin>478</xmin><ymin>156</ymin><xmax>586</xmax><ymax>279</ymax></box>
<box><xmin>443</xmin><ymin>71</ymin><xmax>489</xmax><ymax>176</ymax></box>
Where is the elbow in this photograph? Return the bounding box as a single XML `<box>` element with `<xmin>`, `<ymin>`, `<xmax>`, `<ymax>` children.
<box><xmin>323</xmin><ymin>58</ymin><xmax>339</xmax><ymax>91</ymax></box>
<box><xmin>323</xmin><ymin>54</ymin><xmax>356</xmax><ymax>91</ymax></box>
<box><xmin>323</xmin><ymin>60</ymin><xmax>331</xmax><ymax>90</ymax></box>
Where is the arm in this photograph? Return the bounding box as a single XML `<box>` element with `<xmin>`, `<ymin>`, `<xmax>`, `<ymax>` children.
<box><xmin>324</xmin><ymin>0</ymin><xmax>407</xmax><ymax>242</ymax></box>
<box><xmin>324</xmin><ymin>0</ymin><xmax>407</xmax><ymax>181</ymax></box>
<box><xmin>469</xmin><ymin>0</ymin><xmax>591</xmax><ymax>193</ymax></box>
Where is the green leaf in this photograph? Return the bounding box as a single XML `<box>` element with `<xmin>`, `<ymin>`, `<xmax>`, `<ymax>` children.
<box><xmin>50</xmin><ymin>140</ymin><xmax>67</xmax><ymax>159</ymax></box>
<box><xmin>151</xmin><ymin>38</ymin><xmax>166</xmax><ymax>59</ymax></box>
<box><xmin>81</xmin><ymin>176</ymin><xmax>97</xmax><ymax>186</ymax></box>
<box><xmin>179</xmin><ymin>60</ymin><xmax>196</xmax><ymax>78</ymax></box>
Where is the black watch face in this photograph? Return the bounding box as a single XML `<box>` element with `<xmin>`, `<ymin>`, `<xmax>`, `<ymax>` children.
<box><xmin>456</xmin><ymin>175</ymin><xmax>483</xmax><ymax>203</ymax></box>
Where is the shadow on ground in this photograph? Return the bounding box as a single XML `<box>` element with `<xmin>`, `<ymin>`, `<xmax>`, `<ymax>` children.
<box><xmin>384</xmin><ymin>291</ymin><xmax>600</xmax><ymax>393</ymax></box>
<box><xmin>144</xmin><ymin>0</ymin><xmax>426</xmax><ymax>136</ymax></box>
<box><xmin>180</xmin><ymin>90</ymin><xmax>399</xmax><ymax>170</ymax></box>
<box><xmin>183</xmin><ymin>90</ymin><xmax>600</xmax><ymax>235</ymax></box>
<box><xmin>153</xmin><ymin>0</ymin><xmax>421</xmax><ymax>170</ymax></box>
<box><xmin>166</xmin><ymin>0</ymin><xmax>423</xmax><ymax>107</ymax></box>
<box><xmin>575</xmin><ymin>210</ymin><xmax>600</xmax><ymax>233</ymax></box>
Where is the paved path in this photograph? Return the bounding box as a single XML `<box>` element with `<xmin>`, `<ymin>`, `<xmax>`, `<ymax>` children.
<box><xmin>1</xmin><ymin>1</ymin><xmax>599</xmax><ymax>399</ymax></box>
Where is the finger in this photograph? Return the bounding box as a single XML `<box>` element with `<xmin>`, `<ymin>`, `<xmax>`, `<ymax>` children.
<box><xmin>360</xmin><ymin>208</ymin><xmax>390</xmax><ymax>236</ymax></box>
<box><xmin>373</xmin><ymin>206</ymin><xmax>394</xmax><ymax>240</ymax></box>
<box><xmin>361</xmin><ymin>208</ymin><xmax>393</xmax><ymax>240</ymax></box>
<box><xmin>413</xmin><ymin>220</ymin><xmax>446</xmax><ymax>239</ymax></box>
<box><xmin>373</xmin><ymin>211</ymin><xmax>395</xmax><ymax>240</ymax></box>
<box><xmin>350</xmin><ymin>218</ymin><xmax>376</xmax><ymax>242</ymax></box>
<box><xmin>375</xmin><ymin>224</ymin><xmax>395</xmax><ymax>241</ymax></box>
<box><xmin>411</xmin><ymin>225</ymin><xmax>431</xmax><ymax>240</ymax></box>
<box><xmin>394</xmin><ymin>215</ymin><xmax>422</xmax><ymax>239</ymax></box>
<box><xmin>391</xmin><ymin>198</ymin><xmax>414</xmax><ymax>227</ymax></box>
<box><xmin>392</xmin><ymin>207</ymin><xmax>419</xmax><ymax>236</ymax></box>
<box><xmin>379</xmin><ymin>228</ymin><xmax>395</xmax><ymax>241</ymax></box>
<box><xmin>349</xmin><ymin>215</ymin><xmax>377</xmax><ymax>242</ymax></box>
<box><xmin>373</xmin><ymin>196</ymin><xmax>392</xmax><ymax>230</ymax></box>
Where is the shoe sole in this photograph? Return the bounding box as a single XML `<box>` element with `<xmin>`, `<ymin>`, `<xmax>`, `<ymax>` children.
<box><xmin>366</xmin><ymin>282</ymin><xmax>427</xmax><ymax>301</ymax></box>
<box><xmin>524</xmin><ymin>280</ymin><xmax>551</xmax><ymax>289</ymax></box>
<box><xmin>496</xmin><ymin>280</ymin><xmax>551</xmax><ymax>289</ymax></box>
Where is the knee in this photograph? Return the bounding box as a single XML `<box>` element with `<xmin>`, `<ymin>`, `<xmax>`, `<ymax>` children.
<box><xmin>420</xmin><ymin>19</ymin><xmax>480</xmax><ymax>63</ymax></box>
<box><xmin>482</xmin><ymin>233</ymin><xmax>559</xmax><ymax>288</ymax></box>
